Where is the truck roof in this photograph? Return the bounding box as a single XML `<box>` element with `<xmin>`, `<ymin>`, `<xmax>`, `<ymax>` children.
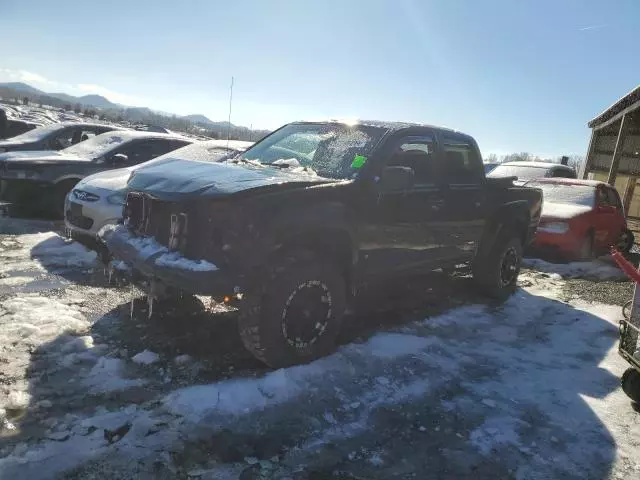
<box><xmin>291</xmin><ymin>119</ymin><xmax>472</xmax><ymax>139</ymax></box>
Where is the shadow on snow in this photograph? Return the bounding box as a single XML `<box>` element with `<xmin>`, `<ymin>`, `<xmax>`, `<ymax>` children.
<box><xmin>0</xmin><ymin>272</ymin><xmax>623</xmax><ymax>479</ymax></box>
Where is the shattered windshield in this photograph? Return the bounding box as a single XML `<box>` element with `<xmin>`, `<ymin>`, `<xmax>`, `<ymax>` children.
<box><xmin>62</xmin><ymin>132</ymin><xmax>128</xmax><ymax>159</ymax></box>
<box><xmin>3</xmin><ymin>123</ymin><xmax>65</xmax><ymax>143</ymax></box>
<box><xmin>239</xmin><ymin>123</ymin><xmax>386</xmax><ymax>179</ymax></box>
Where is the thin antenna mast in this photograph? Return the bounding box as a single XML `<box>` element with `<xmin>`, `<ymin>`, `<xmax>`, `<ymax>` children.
<box><xmin>226</xmin><ymin>76</ymin><xmax>234</xmax><ymax>148</ymax></box>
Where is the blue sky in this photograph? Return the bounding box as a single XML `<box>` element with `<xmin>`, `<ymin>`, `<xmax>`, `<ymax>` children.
<box><xmin>1</xmin><ymin>0</ymin><xmax>639</xmax><ymax>157</ymax></box>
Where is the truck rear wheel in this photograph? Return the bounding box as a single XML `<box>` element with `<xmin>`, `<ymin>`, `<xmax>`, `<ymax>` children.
<box><xmin>238</xmin><ymin>251</ymin><xmax>346</xmax><ymax>368</ymax></box>
<box><xmin>473</xmin><ymin>230</ymin><xmax>522</xmax><ymax>300</ymax></box>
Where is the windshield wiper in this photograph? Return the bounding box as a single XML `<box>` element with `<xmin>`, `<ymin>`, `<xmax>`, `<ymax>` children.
<box><xmin>225</xmin><ymin>157</ymin><xmax>264</xmax><ymax>167</ymax></box>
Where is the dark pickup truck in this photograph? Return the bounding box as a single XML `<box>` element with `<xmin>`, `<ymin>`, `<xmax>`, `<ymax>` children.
<box><xmin>103</xmin><ymin>120</ymin><xmax>542</xmax><ymax>367</ymax></box>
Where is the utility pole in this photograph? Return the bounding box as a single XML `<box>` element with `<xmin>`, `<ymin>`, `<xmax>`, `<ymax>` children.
<box><xmin>226</xmin><ymin>76</ymin><xmax>234</xmax><ymax>148</ymax></box>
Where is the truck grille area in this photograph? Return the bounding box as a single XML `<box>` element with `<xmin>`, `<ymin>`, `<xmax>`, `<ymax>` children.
<box><xmin>124</xmin><ymin>193</ymin><xmax>190</xmax><ymax>252</ymax></box>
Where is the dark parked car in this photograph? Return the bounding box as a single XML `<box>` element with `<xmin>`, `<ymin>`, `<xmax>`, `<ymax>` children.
<box><xmin>0</xmin><ymin>130</ymin><xmax>192</xmax><ymax>216</ymax></box>
<box><xmin>488</xmin><ymin>161</ymin><xmax>576</xmax><ymax>184</ymax></box>
<box><xmin>0</xmin><ymin>121</ymin><xmax>122</xmax><ymax>152</ymax></box>
<box><xmin>104</xmin><ymin>120</ymin><xmax>542</xmax><ymax>367</ymax></box>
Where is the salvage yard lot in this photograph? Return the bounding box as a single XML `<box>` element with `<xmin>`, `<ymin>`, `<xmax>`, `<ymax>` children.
<box><xmin>1</xmin><ymin>218</ymin><xmax>640</xmax><ymax>479</ymax></box>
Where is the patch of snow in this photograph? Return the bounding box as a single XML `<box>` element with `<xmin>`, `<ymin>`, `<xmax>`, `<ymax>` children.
<box><xmin>0</xmin><ymin>276</ymin><xmax>34</xmax><ymax>286</ymax></box>
<box><xmin>110</xmin><ymin>260</ymin><xmax>130</xmax><ymax>272</ymax></box>
<box><xmin>132</xmin><ymin>350</ymin><xmax>160</xmax><ymax>365</ymax></box>
<box><xmin>6</xmin><ymin>391</ymin><xmax>30</xmax><ymax>410</ymax></box>
<box><xmin>523</xmin><ymin>257</ymin><xmax>626</xmax><ymax>280</ymax></box>
<box><xmin>362</xmin><ymin>333</ymin><xmax>434</xmax><ymax>358</ymax></box>
<box><xmin>0</xmin><ymin>294</ymin><xmax>89</xmax><ymax>413</ymax></box>
<box><xmin>83</xmin><ymin>357</ymin><xmax>146</xmax><ymax>393</ymax></box>
<box><xmin>25</xmin><ymin>232</ymin><xmax>97</xmax><ymax>268</ymax></box>
<box><xmin>174</xmin><ymin>354</ymin><xmax>193</xmax><ymax>364</ymax></box>
<box><xmin>61</xmin><ymin>335</ymin><xmax>94</xmax><ymax>353</ymax></box>
<box><xmin>368</xmin><ymin>452</ymin><xmax>385</xmax><ymax>467</ymax></box>
<box><xmin>155</xmin><ymin>251</ymin><xmax>218</xmax><ymax>272</ymax></box>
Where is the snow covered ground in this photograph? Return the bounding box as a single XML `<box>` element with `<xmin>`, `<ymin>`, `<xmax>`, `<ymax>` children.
<box><xmin>1</xmin><ymin>219</ymin><xmax>639</xmax><ymax>479</ymax></box>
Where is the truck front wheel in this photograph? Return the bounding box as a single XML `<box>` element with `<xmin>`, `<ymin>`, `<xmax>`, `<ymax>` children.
<box><xmin>238</xmin><ymin>251</ymin><xmax>346</xmax><ymax>368</ymax></box>
<box><xmin>473</xmin><ymin>230</ymin><xmax>522</xmax><ymax>300</ymax></box>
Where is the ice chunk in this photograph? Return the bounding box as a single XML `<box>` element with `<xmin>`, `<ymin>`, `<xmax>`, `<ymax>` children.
<box><xmin>155</xmin><ymin>251</ymin><xmax>218</xmax><ymax>272</ymax></box>
<box><xmin>132</xmin><ymin>350</ymin><xmax>160</xmax><ymax>365</ymax></box>
<box><xmin>84</xmin><ymin>357</ymin><xmax>146</xmax><ymax>393</ymax></box>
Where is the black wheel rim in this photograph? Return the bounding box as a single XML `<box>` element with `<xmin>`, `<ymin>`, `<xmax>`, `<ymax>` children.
<box><xmin>281</xmin><ymin>280</ymin><xmax>332</xmax><ymax>350</ymax></box>
<box><xmin>500</xmin><ymin>247</ymin><xmax>519</xmax><ymax>287</ymax></box>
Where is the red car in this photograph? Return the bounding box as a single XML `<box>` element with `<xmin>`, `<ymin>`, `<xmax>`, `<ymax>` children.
<box><xmin>528</xmin><ymin>178</ymin><xmax>634</xmax><ymax>259</ymax></box>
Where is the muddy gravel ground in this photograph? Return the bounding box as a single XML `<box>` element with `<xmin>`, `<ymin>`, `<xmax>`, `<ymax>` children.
<box><xmin>1</xmin><ymin>218</ymin><xmax>640</xmax><ymax>480</ymax></box>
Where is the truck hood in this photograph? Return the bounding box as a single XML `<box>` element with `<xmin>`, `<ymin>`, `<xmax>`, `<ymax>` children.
<box><xmin>127</xmin><ymin>159</ymin><xmax>335</xmax><ymax>199</ymax></box>
<box><xmin>541</xmin><ymin>202</ymin><xmax>592</xmax><ymax>220</ymax></box>
<box><xmin>0</xmin><ymin>150</ymin><xmax>88</xmax><ymax>164</ymax></box>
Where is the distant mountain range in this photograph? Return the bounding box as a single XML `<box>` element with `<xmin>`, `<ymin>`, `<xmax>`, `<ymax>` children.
<box><xmin>0</xmin><ymin>81</ymin><xmax>227</xmax><ymax>128</ymax></box>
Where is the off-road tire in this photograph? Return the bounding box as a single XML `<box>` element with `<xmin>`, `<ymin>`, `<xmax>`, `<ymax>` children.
<box><xmin>473</xmin><ymin>230</ymin><xmax>523</xmax><ymax>300</ymax></box>
<box><xmin>622</xmin><ymin>368</ymin><xmax>640</xmax><ymax>403</ymax></box>
<box><xmin>238</xmin><ymin>251</ymin><xmax>346</xmax><ymax>368</ymax></box>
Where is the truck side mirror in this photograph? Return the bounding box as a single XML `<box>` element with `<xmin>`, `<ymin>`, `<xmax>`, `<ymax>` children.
<box><xmin>378</xmin><ymin>166</ymin><xmax>415</xmax><ymax>192</ymax></box>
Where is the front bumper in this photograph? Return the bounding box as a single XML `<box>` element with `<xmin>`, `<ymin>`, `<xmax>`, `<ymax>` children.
<box><xmin>65</xmin><ymin>196</ymin><xmax>121</xmax><ymax>237</ymax></box>
<box><xmin>103</xmin><ymin>225</ymin><xmax>237</xmax><ymax>296</ymax></box>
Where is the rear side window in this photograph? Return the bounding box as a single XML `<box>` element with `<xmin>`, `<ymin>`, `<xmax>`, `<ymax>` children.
<box><xmin>386</xmin><ymin>136</ymin><xmax>436</xmax><ymax>185</ymax></box>
<box><xmin>605</xmin><ymin>187</ymin><xmax>622</xmax><ymax>209</ymax></box>
<box><xmin>441</xmin><ymin>135</ymin><xmax>482</xmax><ymax>185</ymax></box>
<box><xmin>51</xmin><ymin>128</ymin><xmax>76</xmax><ymax>149</ymax></box>
<box><xmin>551</xmin><ymin>168</ymin><xmax>576</xmax><ymax>179</ymax></box>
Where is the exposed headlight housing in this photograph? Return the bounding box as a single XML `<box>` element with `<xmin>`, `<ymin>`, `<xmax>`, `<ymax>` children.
<box><xmin>107</xmin><ymin>191</ymin><xmax>126</xmax><ymax>206</ymax></box>
<box><xmin>538</xmin><ymin>221</ymin><xmax>569</xmax><ymax>234</ymax></box>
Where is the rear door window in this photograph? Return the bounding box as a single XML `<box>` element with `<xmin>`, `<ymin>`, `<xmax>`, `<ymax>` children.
<box><xmin>441</xmin><ymin>134</ymin><xmax>483</xmax><ymax>185</ymax></box>
<box><xmin>605</xmin><ymin>187</ymin><xmax>623</xmax><ymax>210</ymax></box>
<box><xmin>50</xmin><ymin>128</ymin><xmax>75</xmax><ymax>149</ymax></box>
<box><xmin>551</xmin><ymin>168</ymin><xmax>576</xmax><ymax>179</ymax></box>
<box><xmin>116</xmin><ymin>141</ymin><xmax>159</xmax><ymax>165</ymax></box>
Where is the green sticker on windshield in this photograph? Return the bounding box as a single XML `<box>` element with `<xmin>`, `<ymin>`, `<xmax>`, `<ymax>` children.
<box><xmin>351</xmin><ymin>154</ymin><xmax>367</xmax><ymax>169</ymax></box>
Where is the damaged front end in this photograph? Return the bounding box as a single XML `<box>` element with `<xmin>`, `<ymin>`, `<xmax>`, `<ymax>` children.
<box><xmin>102</xmin><ymin>192</ymin><xmax>253</xmax><ymax>311</ymax></box>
